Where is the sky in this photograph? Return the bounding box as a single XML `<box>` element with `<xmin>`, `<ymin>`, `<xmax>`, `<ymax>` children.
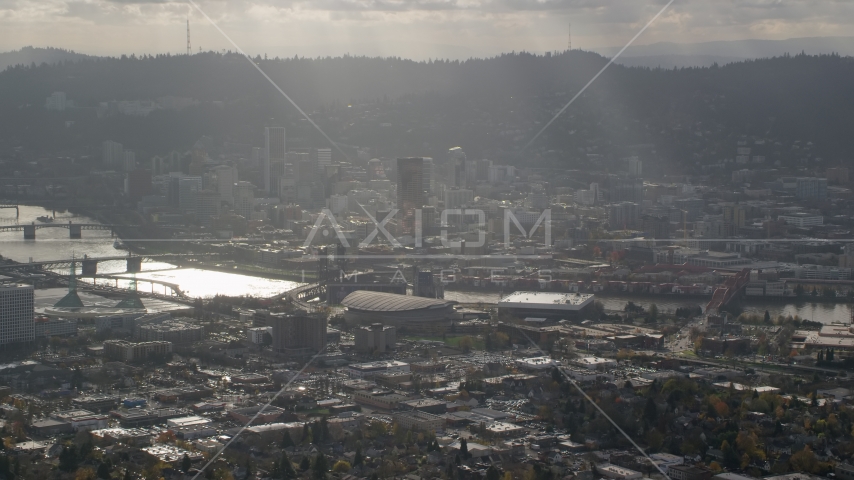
<box><xmin>0</xmin><ymin>0</ymin><xmax>853</xmax><ymax>60</ymax></box>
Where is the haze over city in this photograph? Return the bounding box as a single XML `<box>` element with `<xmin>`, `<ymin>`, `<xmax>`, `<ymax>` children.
<box><xmin>3</xmin><ymin>2</ymin><xmax>854</xmax><ymax>480</ymax></box>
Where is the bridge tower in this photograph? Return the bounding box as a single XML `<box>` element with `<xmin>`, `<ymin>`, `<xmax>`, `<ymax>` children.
<box><xmin>81</xmin><ymin>255</ymin><xmax>98</xmax><ymax>276</ymax></box>
<box><xmin>23</xmin><ymin>222</ymin><xmax>35</xmax><ymax>240</ymax></box>
<box><xmin>68</xmin><ymin>222</ymin><xmax>81</xmax><ymax>239</ymax></box>
<box><xmin>126</xmin><ymin>254</ymin><xmax>142</xmax><ymax>273</ymax></box>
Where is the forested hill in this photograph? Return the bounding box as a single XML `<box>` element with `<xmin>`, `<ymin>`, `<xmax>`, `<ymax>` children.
<box><xmin>1</xmin><ymin>49</ymin><xmax>853</xmax><ymax>164</ymax></box>
<box><xmin>0</xmin><ymin>46</ymin><xmax>94</xmax><ymax>72</ymax></box>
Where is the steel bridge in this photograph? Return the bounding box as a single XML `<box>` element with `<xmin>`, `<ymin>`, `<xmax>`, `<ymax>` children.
<box><xmin>0</xmin><ymin>221</ymin><xmax>137</xmax><ymax>239</ymax></box>
<box><xmin>706</xmin><ymin>267</ymin><xmax>752</xmax><ymax>314</ymax></box>
<box><xmin>0</xmin><ymin>205</ymin><xmax>18</xmax><ymax>217</ymax></box>
<box><xmin>0</xmin><ymin>253</ymin><xmax>219</xmax><ymax>275</ymax></box>
<box><xmin>89</xmin><ymin>274</ymin><xmax>186</xmax><ymax>297</ymax></box>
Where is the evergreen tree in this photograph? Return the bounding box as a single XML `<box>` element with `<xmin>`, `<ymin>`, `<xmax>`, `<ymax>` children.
<box><xmin>312</xmin><ymin>452</ymin><xmax>328</xmax><ymax>480</ymax></box>
<box><xmin>460</xmin><ymin>438</ymin><xmax>469</xmax><ymax>459</ymax></box>
<box><xmin>281</xmin><ymin>431</ymin><xmax>294</xmax><ymax>448</ymax></box>
<box><xmin>644</xmin><ymin>397</ymin><xmax>658</xmax><ymax>423</ymax></box>
<box><xmin>182</xmin><ymin>454</ymin><xmax>192</xmax><ymax>473</ymax></box>
<box><xmin>123</xmin><ymin>469</ymin><xmax>134</xmax><ymax>480</ymax></box>
<box><xmin>486</xmin><ymin>465</ymin><xmax>501</xmax><ymax>480</ymax></box>
<box><xmin>59</xmin><ymin>444</ymin><xmax>79</xmax><ymax>473</ymax></box>
<box><xmin>353</xmin><ymin>445</ymin><xmax>364</xmax><ymax>466</ymax></box>
<box><xmin>98</xmin><ymin>459</ymin><xmax>113</xmax><ymax>479</ymax></box>
<box><xmin>281</xmin><ymin>452</ymin><xmax>297</xmax><ymax>479</ymax></box>
<box><xmin>764</xmin><ymin>310</ymin><xmax>771</xmax><ymax>323</ymax></box>
<box><xmin>299</xmin><ymin>456</ymin><xmax>310</xmax><ymax>471</ymax></box>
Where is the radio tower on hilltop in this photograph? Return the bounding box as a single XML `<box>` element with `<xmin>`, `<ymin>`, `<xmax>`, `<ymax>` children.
<box><xmin>187</xmin><ymin>17</ymin><xmax>191</xmax><ymax>56</ymax></box>
<box><xmin>568</xmin><ymin>22</ymin><xmax>572</xmax><ymax>51</ymax></box>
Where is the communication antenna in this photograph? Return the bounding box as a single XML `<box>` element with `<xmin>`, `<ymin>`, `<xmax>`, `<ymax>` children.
<box><xmin>568</xmin><ymin>22</ymin><xmax>572</xmax><ymax>51</ymax></box>
<box><xmin>187</xmin><ymin>16</ymin><xmax>191</xmax><ymax>55</ymax></box>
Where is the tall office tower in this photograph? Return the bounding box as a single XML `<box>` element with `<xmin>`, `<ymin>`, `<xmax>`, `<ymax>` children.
<box><xmin>151</xmin><ymin>156</ymin><xmax>164</xmax><ymax>176</ymax></box>
<box><xmin>212</xmin><ymin>165</ymin><xmax>238</xmax><ymax>205</ymax></box>
<box><xmin>367</xmin><ymin>158</ymin><xmax>385</xmax><ymax>180</ymax></box>
<box><xmin>234</xmin><ymin>181</ymin><xmax>255</xmax><ymax>219</ymax></box>
<box><xmin>421</xmin><ymin>157</ymin><xmax>435</xmax><ymax>195</ymax></box>
<box><xmin>447</xmin><ymin>147</ymin><xmax>466</xmax><ymax>187</ymax></box>
<box><xmin>317</xmin><ymin>148</ymin><xmax>332</xmax><ymax>169</ymax></box>
<box><xmin>0</xmin><ymin>283</ymin><xmax>35</xmax><ymax>345</ymax></box>
<box><xmin>264</xmin><ymin>127</ymin><xmax>286</xmax><ymax>195</ymax></box>
<box><xmin>477</xmin><ymin>159</ymin><xmax>492</xmax><ymax>182</ymax></box>
<box><xmin>397</xmin><ymin>157</ymin><xmax>425</xmax><ymax>237</ymax></box>
<box><xmin>269</xmin><ymin>314</ymin><xmax>327</xmax><ymax>355</ymax></box>
<box><xmin>178</xmin><ymin>176</ymin><xmax>203</xmax><ymax>213</ymax></box>
<box><xmin>608</xmin><ymin>202</ymin><xmax>641</xmax><ymax>230</ymax></box>
<box><xmin>188</xmin><ymin>149</ymin><xmax>206</xmax><ymax>176</ymax></box>
<box><xmin>123</xmin><ymin>150</ymin><xmax>136</xmax><ymax>171</ymax></box>
<box><xmin>625</xmin><ymin>156</ymin><xmax>643</xmax><ymax>178</ymax></box>
<box><xmin>102</xmin><ymin>140</ymin><xmax>124</xmax><ymax>167</ymax></box>
<box><xmin>250</xmin><ymin>147</ymin><xmax>263</xmax><ymax>167</ymax></box>
<box><xmin>195</xmin><ymin>190</ymin><xmax>221</xmax><ymax>227</ymax></box>
<box><xmin>608</xmin><ymin>178</ymin><xmax>643</xmax><ymax>204</ymax></box>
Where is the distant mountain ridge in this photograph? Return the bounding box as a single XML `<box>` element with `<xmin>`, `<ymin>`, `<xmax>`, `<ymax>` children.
<box><xmin>0</xmin><ymin>46</ymin><xmax>94</xmax><ymax>72</ymax></box>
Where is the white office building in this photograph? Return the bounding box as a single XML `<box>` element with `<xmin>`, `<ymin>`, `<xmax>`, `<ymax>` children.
<box><xmin>0</xmin><ymin>284</ymin><xmax>35</xmax><ymax>345</ymax></box>
<box><xmin>45</xmin><ymin>92</ymin><xmax>67</xmax><ymax>111</ymax></box>
<box><xmin>102</xmin><ymin>140</ymin><xmax>124</xmax><ymax>168</ymax></box>
<box><xmin>234</xmin><ymin>181</ymin><xmax>255</xmax><ymax>219</ymax></box>
<box><xmin>778</xmin><ymin>213</ymin><xmax>823</xmax><ymax>228</ymax></box>
<box><xmin>178</xmin><ymin>177</ymin><xmax>203</xmax><ymax>213</ymax></box>
<box><xmin>265</xmin><ymin>127</ymin><xmax>286</xmax><ymax>195</ymax></box>
<box><xmin>212</xmin><ymin>165</ymin><xmax>237</xmax><ymax>205</ymax></box>
<box><xmin>317</xmin><ymin>148</ymin><xmax>332</xmax><ymax>169</ymax></box>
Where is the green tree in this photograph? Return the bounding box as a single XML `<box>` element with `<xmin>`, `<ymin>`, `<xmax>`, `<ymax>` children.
<box><xmin>98</xmin><ymin>460</ymin><xmax>113</xmax><ymax>479</ymax></box>
<box><xmin>353</xmin><ymin>445</ymin><xmax>364</xmax><ymax>466</ymax></box>
<box><xmin>764</xmin><ymin>310</ymin><xmax>771</xmax><ymax>323</ymax></box>
<box><xmin>281</xmin><ymin>431</ymin><xmax>294</xmax><ymax>449</ymax></box>
<box><xmin>182</xmin><ymin>454</ymin><xmax>192</xmax><ymax>473</ymax></box>
<box><xmin>332</xmin><ymin>461</ymin><xmax>351</xmax><ymax>473</ymax></box>
<box><xmin>281</xmin><ymin>452</ymin><xmax>297</xmax><ymax>479</ymax></box>
<box><xmin>486</xmin><ymin>466</ymin><xmax>501</xmax><ymax>480</ymax></box>
<box><xmin>648</xmin><ymin>304</ymin><xmax>659</xmax><ymax>322</ymax></box>
<box><xmin>299</xmin><ymin>456</ymin><xmax>310</xmax><ymax>471</ymax></box>
<box><xmin>312</xmin><ymin>453</ymin><xmax>328</xmax><ymax>480</ymax></box>
<box><xmin>644</xmin><ymin>397</ymin><xmax>658</xmax><ymax>423</ymax></box>
<box><xmin>460</xmin><ymin>438</ymin><xmax>469</xmax><ymax>459</ymax></box>
<box><xmin>59</xmin><ymin>444</ymin><xmax>79</xmax><ymax>473</ymax></box>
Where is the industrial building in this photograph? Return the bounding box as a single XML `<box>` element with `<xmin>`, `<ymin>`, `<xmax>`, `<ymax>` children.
<box><xmin>497</xmin><ymin>291</ymin><xmax>594</xmax><ymax>320</ymax></box>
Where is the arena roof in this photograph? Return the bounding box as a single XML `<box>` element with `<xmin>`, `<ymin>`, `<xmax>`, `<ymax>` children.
<box><xmin>341</xmin><ymin>291</ymin><xmax>453</xmax><ymax>312</ymax></box>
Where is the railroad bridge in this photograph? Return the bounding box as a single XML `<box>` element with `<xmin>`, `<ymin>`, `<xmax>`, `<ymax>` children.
<box><xmin>0</xmin><ymin>221</ymin><xmax>135</xmax><ymax>239</ymax></box>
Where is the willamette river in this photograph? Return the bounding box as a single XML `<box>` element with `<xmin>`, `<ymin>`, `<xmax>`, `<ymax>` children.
<box><xmin>445</xmin><ymin>291</ymin><xmax>853</xmax><ymax>325</ymax></box>
<box><xmin>0</xmin><ymin>205</ymin><xmax>301</xmax><ymax>298</ymax></box>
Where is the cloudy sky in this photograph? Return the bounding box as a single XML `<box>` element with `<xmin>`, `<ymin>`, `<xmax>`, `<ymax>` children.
<box><xmin>0</xmin><ymin>0</ymin><xmax>852</xmax><ymax>59</ymax></box>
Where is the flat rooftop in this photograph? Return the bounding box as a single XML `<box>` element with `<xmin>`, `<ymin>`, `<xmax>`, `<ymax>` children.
<box><xmin>498</xmin><ymin>291</ymin><xmax>594</xmax><ymax>311</ymax></box>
